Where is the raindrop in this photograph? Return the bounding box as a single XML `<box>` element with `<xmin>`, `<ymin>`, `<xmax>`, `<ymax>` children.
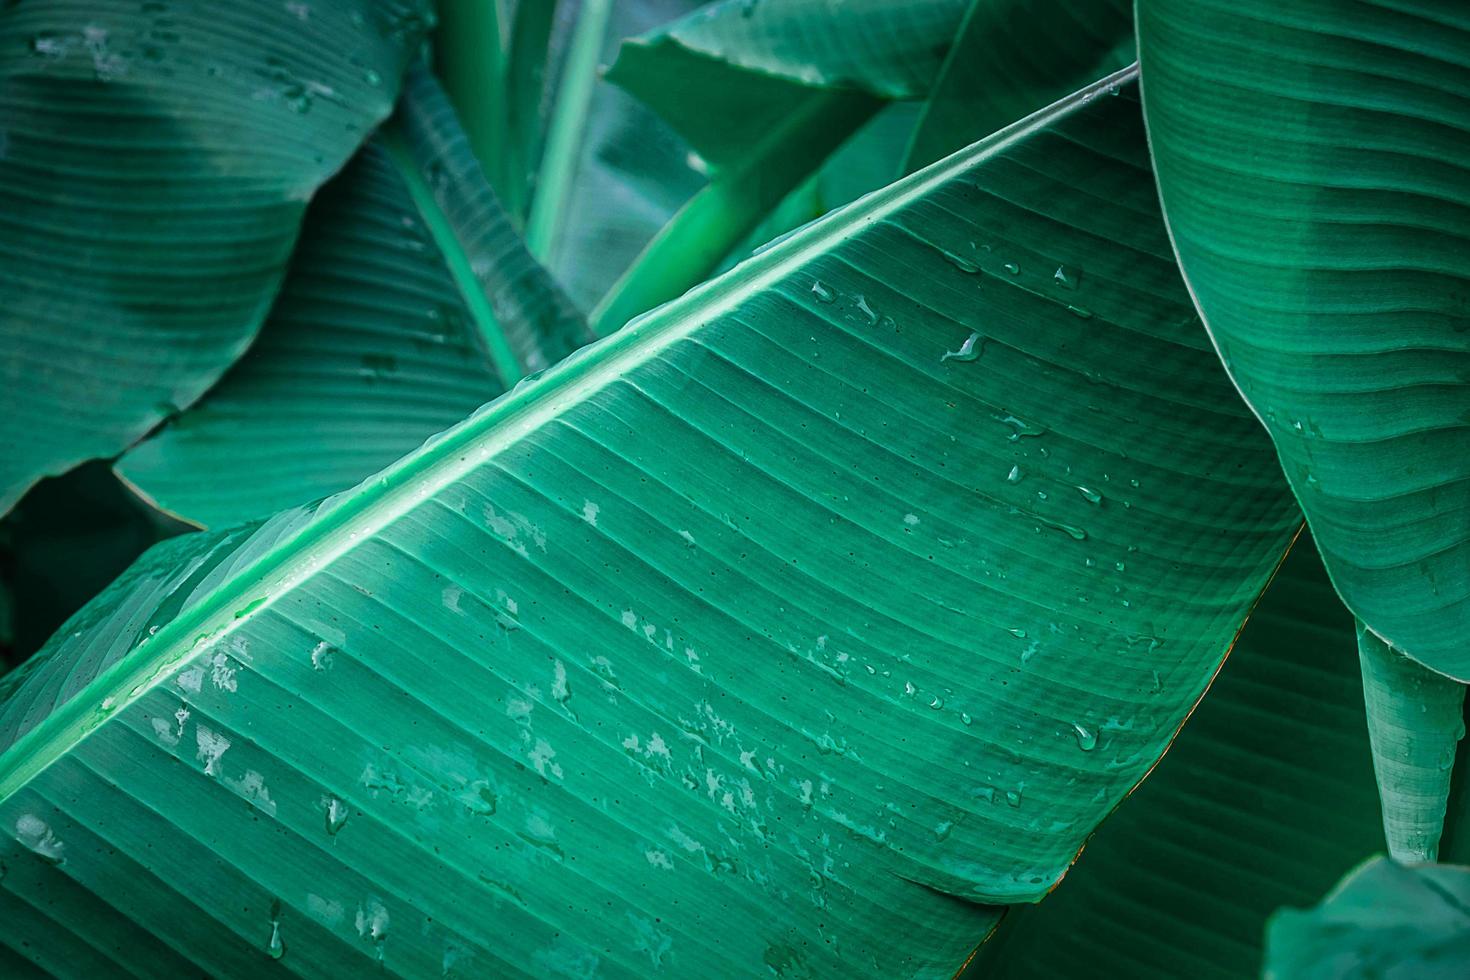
<box><xmin>268</xmin><ymin>899</ymin><xmax>286</xmax><ymax>960</ymax></box>
<box><xmin>998</xmin><ymin>414</ymin><xmax>1046</xmax><ymax>441</ymax></box>
<box><xmin>933</xmin><ymin>820</ymin><xmax>954</xmax><ymax>842</ymax></box>
<box><xmin>1005</xmin><ymin>789</ymin><xmax>1023</xmax><ymax>808</ymax></box>
<box><xmin>1003</xmin><ymin>263</ymin><xmax>1020</xmax><ymax>275</ymax></box>
<box><xmin>1053</xmin><ymin>266</ymin><xmax>1080</xmax><ymax>290</ymax></box>
<box><xmin>1007</xmin><ymin>627</ymin><xmax>1027</xmax><ymax>639</ymax></box>
<box><xmin>325</xmin><ymin>796</ymin><xmax>349</xmax><ymax>836</ymax></box>
<box><xmin>939</xmin><ymin>248</ymin><xmax>981</xmax><ymax>274</ymax></box>
<box><xmin>854</xmin><ymin>294</ymin><xmax>878</xmax><ymax>325</ymax></box>
<box><xmin>928</xmin><ymin>696</ymin><xmax>944</xmax><ymax>710</ymax></box>
<box><xmin>1007</xmin><ymin>465</ymin><xmax>1024</xmax><ymax>483</ymax></box>
<box><xmin>1072</xmin><ymin>723</ymin><xmax>1098</xmax><ymax>751</ymax></box>
<box><xmin>810</xmin><ymin>280</ymin><xmax>835</xmax><ymax>303</ymax></box>
<box><xmin>14</xmin><ymin>815</ymin><xmax>63</xmax><ymax>865</ymax></box>
<box><xmin>1066</xmin><ymin>305</ymin><xmax>1094</xmax><ymax>320</ymax></box>
<box><xmin>310</xmin><ymin>642</ymin><xmax>336</xmax><ymax>671</ymax></box>
<box><xmin>960</xmin><ymin>712</ymin><xmax>973</xmax><ymax>726</ymax></box>
<box><xmin>941</xmin><ymin>332</ymin><xmax>986</xmax><ymax>363</ymax></box>
<box><xmin>1075</xmin><ymin>485</ymin><xmax>1103</xmax><ymax>505</ymax></box>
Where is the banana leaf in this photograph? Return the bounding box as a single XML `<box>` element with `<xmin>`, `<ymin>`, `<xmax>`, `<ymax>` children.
<box><xmin>0</xmin><ymin>72</ymin><xmax>1301</xmax><ymax>975</ymax></box>
<box><xmin>969</xmin><ymin>539</ymin><xmax>1385</xmax><ymax>978</ymax></box>
<box><xmin>1265</xmin><ymin>857</ymin><xmax>1470</xmax><ymax>979</ymax></box>
<box><xmin>1136</xmin><ymin>0</ymin><xmax>1470</xmax><ymax>679</ymax></box>
<box><xmin>0</xmin><ymin>0</ymin><xmax>432</xmax><ymax>514</ymax></box>
<box><xmin>116</xmin><ymin>66</ymin><xmax>590</xmax><ymax>530</ymax></box>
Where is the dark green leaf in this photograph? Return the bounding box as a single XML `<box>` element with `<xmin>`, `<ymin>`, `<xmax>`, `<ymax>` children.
<box><xmin>1137</xmin><ymin>0</ymin><xmax>1470</xmax><ymax>677</ymax></box>
<box><xmin>0</xmin><ymin>0</ymin><xmax>433</xmax><ymax>512</ymax></box>
<box><xmin>970</xmin><ymin>540</ymin><xmax>1385</xmax><ymax>978</ymax></box>
<box><xmin>1266</xmin><ymin>857</ymin><xmax>1470</xmax><ymax>979</ymax></box>
<box><xmin>115</xmin><ymin>67</ymin><xmax>589</xmax><ymax>528</ymax></box>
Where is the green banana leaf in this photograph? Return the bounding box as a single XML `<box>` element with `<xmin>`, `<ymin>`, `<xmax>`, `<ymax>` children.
<box><xmin>1356</xmin><ymin>624</ymin><xmax>1465</xmax><ymax>862</ymax></box>
<box><xmin>1265</xmin><ymin>857</ymin><xmax>1470</xmax><ymax>979</ymax></box>
<box><xmin>115</xmin><ymin>66</ymin><xmax>590</xmax><ymax>529</ymax></box>
<box><xmin>0</xmin><ymin>72</ymin><xmax>1301</xmax><ymax>975</ymax></box>
<box><xmin>1136</xmin><ymin>0</ymin><xmax>1470</xmax><ymax>679</ymax></box>
<box><xmin>968</xmin><ymin>539</ymin><xmax>1385</xmax><ymax>978</ymax></box>
<box><xmin>904</xmin><ymin>0</ymin><xmax>1136</xmax><ymax>170</ymax></box>
<box><xmin>0</xmin><ymin>0</ymin><xmax>432</xmax><ymax>515</ymax></box>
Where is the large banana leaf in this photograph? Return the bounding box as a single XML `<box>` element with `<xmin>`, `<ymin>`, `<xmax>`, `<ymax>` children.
<box><xmin>1265</xmin><ymin>857</ymin><xmax>1470</xmax><ymax>979</ymax></box>
<box><xmin>969</xmin><ymin>540</ymin><xmax>1385</xmax><ymax>978</ymax></box>
<box><xmin>1136</xmin><ymin>0</ymin><xmax>1470</xmax><ymax>679</ymax></box>
<box><xmin>0</xmin><ymin>0</ymin><xmax>432</xmax><ymax>514</ymax></box>
<box><xmin>0</xmin><ymin>72</ymin><xmax>1301</xmax><ymax>975</ymax></box>
<box><xmin>115</xmin><ymin>67</ymin><xmax>590</xmax><ymax>530</ymax></box>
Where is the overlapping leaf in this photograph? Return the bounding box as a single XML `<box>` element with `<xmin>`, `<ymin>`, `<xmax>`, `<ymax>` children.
<box><xmin>116</xmin><ymin>67</ymin><xmax>590</xmax><ymax>529</ymax></box>
<box><xmin>1266</xmin><ymin>857</ymin><xmax>1470</xmax><ymax>979</ymax></box>
<box><xmin>1138</xmin><ymin>0</ymin><xmax>1470</xmax><ymax>678</ymax></box>
<box><xmin>0</xmin><ymin>0</ymin><xmax>433</xmax><ymax>513</ymax></box>
<box><xmin>971</xmin><ymin>541</ymin><xmax>1385</xmax><ymax>978</ymax></box>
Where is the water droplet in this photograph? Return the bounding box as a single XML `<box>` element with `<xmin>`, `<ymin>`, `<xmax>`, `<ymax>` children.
<box><xmin>810</xmin><ymin>280</ymin><xmax>835</xmax><ymax>303</ymax></box>
<box><xmin>1075</xmin><ymin>485</ymin><xmax>1103</xmax><ymax>505</ymax></box>
<box><xmin>1007</xmin><ymin>465</ymin><xmax>1024</xmax><ymax>483</ymax></box>
<box><xmin>960</xmin><ymin>712</ymin><xmax>973</xmax><ymax>726</ymax></box>
<box><xmin>1005</xmin><ymin>789</ymin><xmax>1023</xmax><ymax>808</ymax></box>
<box><xmin>1115</xmin><ymin>561</ymin><xmax>1126</xmax><ymax>572</ymax></box>
<box><xmin>325</xmin><ymin>796</ymin><xmax>349</xmax><ymax>836</ymax></box>
<box><xmin>1072</xmin><ymin>723</ymin><xmax>1097</xmax><ymax>751</ymax></box>
<box><xmin>941</xmin><ymin>332</ymin><xmax>986</xmax><ymax>363</ymax></box>
<box><xmin>939</xmin><ymin>247</ymin><xmax>981</xmax><ymax>274</ymax></box>
<box><xmin>268</xmin><ymin>899</ymin><xmax>286</xmax><ymax>960</ymax></box>
<box><xmin>1003</xmin><ymin>263</ymin><xmax>1020</xmax><ymax>275</ymax></box>
<box><xmin>928</xmin><ymin>696</ymin><xmax>944</xmax><ymax>710</ymax></box>
<box><xmin>311</xmin><ymin>641</ymin><xmax>336</xmax><ymax>671</ymax></box>
<box><xmin>997</xmin><ymin>414</ymin><xmax>1046</xmax><ymax>441</ymax></box>
<box><xmin>1066</xmin><ymin>305</ymin><xmax>1094</xmax><ymax>319</ymax></box>
<box><xmin>854</xmin><ymin>294</ymin><xmax>878</xmax><ymax>325</ymax></box>
<box><xmin>14</xmin><ymin>815</ymin><xmax>63</xmax><ymax>865</ymax></box>
<box><xmin>1007</xmin><ymin>627</ymin><xmax>1027</xmax><ymax>639</ymax></box>
<box><xmin>364</xmin><ymin>68</ymin><xmax>381</xmax><ymax>86</ymax></box>
<box><xmin>1053</xmin><ymin>266</ymin><xmax>1080</xmax><ymax>290</ymax></box>
<box><xmin>933</xmin><ymin>820</ymin><xmax>954</xmax><ymax>842</ymax></box>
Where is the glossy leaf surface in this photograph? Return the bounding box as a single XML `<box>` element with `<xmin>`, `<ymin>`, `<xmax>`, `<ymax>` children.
<box><xmin>116</xmin><ymin>68</ymin><xmax>589</xmax><ymax>529</ymax></box>
<box><xmin>971</xmin><ymin>540</ymin><xmax>1385</xmax><ymax>978</ymax></box>
<box><xmin>0</xmin><ymin>0</ymin><xmax>432</xmax><ymax>513</ymax></box>
<box><xmin>0</xmin><ymin>74</ymin><xmax>1299</xmax><ymax>975</ymax></box>
<box><xmin>1357</xmin><ymin>623</ymin><xmax>1465</xmax><ymax>862</ymax></box>
<box><xmin>1266</xmin><ymin>857</ymin><xmax>1470</xmax><ymax>979</ymax></box>
<box><xmin>1138</xmin><ymin>0</ymin><xmax>1470</xmax><ymax>677</ymax></box>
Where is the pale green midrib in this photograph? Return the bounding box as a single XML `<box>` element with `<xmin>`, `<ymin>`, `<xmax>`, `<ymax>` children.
<box><xmin>379</xmin><ymin>124</ymin><xmax>525</xmax><ymax>388</ymax></box>
<box><xmin>524</xmin><ymin>0</ymin><xmax>613</xmax><ymax>260</ymax></box>
<box><xmin>0</xmin><ymin>66</ymin><xmax>1139</xmax><ymax>803</ymax></box>
<box><xmin>587</xmin><ymin>80</ymin><xmax>878</xmax><ymax>336</ymax></box>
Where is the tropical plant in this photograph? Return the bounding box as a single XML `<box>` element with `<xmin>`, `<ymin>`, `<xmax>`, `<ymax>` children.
<box><xmin>0</xmin><ymin>0</ymin><xmax>1464</xmax><ymax>977</ymax></box>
